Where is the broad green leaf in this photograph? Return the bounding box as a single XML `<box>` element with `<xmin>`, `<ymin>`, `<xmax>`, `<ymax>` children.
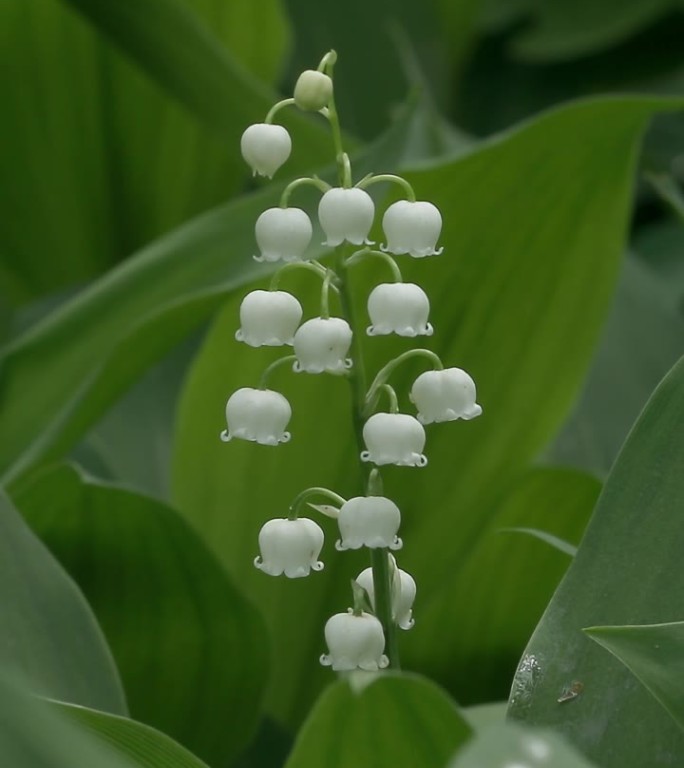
<box><xmin>448</xmin><ymin>723</ymin><xmax>597</xmax><ymax>767</ymax></box>
<box><xmin>15</xmin><ymin>464</ymin><xmax>269</xmax><ymax>767</ymax></box>
<box><xmin>508</xmin><ymin>356</ymin><xmax>684</xmax><ymax>766</ymax></box>
<box><xmin>0</xmin><ymin>489</ymin><xmax>125</xmax><ymax>714</ymax></box>
<box><xmin>549</xmin><ymin>255</ymin><xmax>684</xmax><ymax>476</ymax></box>
<box><xmin>172</xmin><ymin>97</ymin><xmax>662</xmax><ymax>721</ymax></box>
<box><xmin>401</xmin><ymin>467</ymin><xmax>599</xmax><ymax>702</ymax></box>
<box><xmin>54</xmin><ymin>702</ymin><xmax>210</xmax><ymax>768</ymax></box>
<box><xmin>493</xmin><ymin>0</ymin><xmax>673</xmax><ymax>61</ymax></box>
<box><xmin>0</xmin><ymin>0</ymin><xmax>298</xmax><ymax>305</ymax></box>
<box><xmin>0</xmin><ymin>103</ymin><xmax>413</xmax><ymax>490</ymax></box>
<box><xmin>585</xmin><ymin>621</ymin><xmax>684</xmax><ymax>733</ymax></box>
<box><xmin>0</xmin><ymin>673</ymin><xmax>137</xmax><ymax>768</ymax></box>
<box><xmin>284</xmin><ymin>674</ymin><xmax>471</xmax><ymax>768</ymax></box>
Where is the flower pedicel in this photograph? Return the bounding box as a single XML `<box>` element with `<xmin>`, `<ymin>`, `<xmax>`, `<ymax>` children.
<box><xmin>223</xmin><ymin>50</ymin><xmax>482</xmax><ymax>672</ymax></box>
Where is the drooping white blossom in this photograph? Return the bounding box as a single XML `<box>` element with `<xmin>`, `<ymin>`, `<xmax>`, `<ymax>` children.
<box><xmin>294</xmin><ymin>69</ymin><xmax>333</xmax><ymax>111</ymax></box>
<box><xmin>293</xmin><ymin>317</ymin><xmax>353</xmax><ymax>374</ymax></box>
<box><xmin>318</xmin><ymin>187</ymin><xmax>375</xmax><ymax>246</ymax></box>
<box><xmin>240</xmin><ymin>123</ymin><xmax>292</xmax><ymax>178</ymax></box>
<box><xmin>410</xmin><ymin>368</ymin><xmax>482</xmax><ymax>424</ymax></box>
<box><xmin>361</xmin><ymin>412</ymin><xmax>427</xmax><ymax>467</ymax></box>
<box><xmin>336</xmin><ymin>496</ymin><xmax>402</xmax><ymax>551</ymax></box>
<box><xmin>254</xmin><ymin>517</ymin><xmax>324</xmax><ymax>578</ymax></box>
<box><xmin>320</xmin><ymin>610</ymin><xmax>389</xmax><ymax>671</ymax></box>
<box><xmin>254</xmin><ymin>207</ymin><xmax>313</xmax><ymax>263</ymax></box>
<box><xmin>367</xmin><ymin>282</ymin><xmax>433</xmax><ymax>337</ymax></box>
<box><xmin>356</xmin><ymin>560</ymin><xmax>416</xmax><ymax>630</ymax></box>
<box><xmin>381</xmin><ymin>200</ymin><xmax>443</xmax><ymax>258</ymax></box>
<box><xmin>221</xmin><ymin>387</ymin><xmax>292</xmax><ymax>445</ymax></box>
<box><xmin>236</xmin><ymin>290</ymin><xmax>303</xmax><ymax>347</ymax></box>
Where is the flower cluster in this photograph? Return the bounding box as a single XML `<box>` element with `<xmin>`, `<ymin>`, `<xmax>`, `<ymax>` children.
<box><xmin>221</xmin><ymin>51</ymin><xmax>482</xmax><ymax>673</ymax></box>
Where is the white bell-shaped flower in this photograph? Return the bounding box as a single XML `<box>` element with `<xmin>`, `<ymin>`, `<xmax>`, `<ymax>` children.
<box><xmin>336</xmin><ymin>496</ymin><xmax>402</xmax><ymax>551</ymax></box>
<box><xmin>254</xmin><ymin>517</ymin><xmax>324</xmax><ymax>578</ymax></box>
<box><xmin>221</xmin><ymin>387</ymin><xmax>291</xmax><ymax>445</ymax></box>
<box><xmin>293</xmin><ymin>317</ymin><xmax>353</xmax><ymax>374</ymax></box>
<box><xmin>240</xmin><ymin>123</ymin><xmax>292</xmax><ymax>178</ymax></box>
<box><xmin>367</xmin><ymin>282</ymin><xmax>433</xmax><ymax>337</ymax></box>
<box><xmin>318</xmin><ymin>188</ymin><xmax>375</xmax><ymax>246</ymax></box>
<box><xmin>320</xmin><ymin>610</ymin><xmax>389</xmax><ymax>671</ymax></box>
<box><xmin>381</xmin><ymin>200</ymin><xmax>443</xmax><ymax>258</ymax></box>
<box><xmin>410</xmin><ymin>368</ymin><xmax>482</xmax><ymax>424</ymax></box>
<box><xmin>361</xmin><ymin>413</ymin><xmax>427</xmax><ymax>467</ymax></box>
<box><xmin>357</xmin><ymin>561</ymin><xmax>416</xmax><ymax>630</ymax></box>
<box><xmin>294</xmin><ymin>70</ymin><xmax>333</xmax><ymax>111</ymax></box>
<box><xmin>254</xmin><ymin>207</ymin><xmax>313</xmax><ymax>263</ymax></box>
<box><xmin>236</xmin><ymin>290</ymin><xmax>303</xmax><ymax>347</ymax></box>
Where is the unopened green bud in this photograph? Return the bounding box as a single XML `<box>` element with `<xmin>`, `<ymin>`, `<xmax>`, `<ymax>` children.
<box><xmin>294</xmin><ymin>70</ymin><xmax>333</xmax><ymax>111</ymax></box>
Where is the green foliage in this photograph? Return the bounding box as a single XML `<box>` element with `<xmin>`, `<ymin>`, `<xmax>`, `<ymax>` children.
<box><xmin>508</xmin><ymin>355</ymin><xmax>684</xmax><ymax>765</ymax></box>
<box><xmin>585</xmin><ymin>621</ymin><xmax>684</xmax><ymax>733</ymax></box>
<box><xmin>15</xmin><ymin>463</ymin><xmax>268</xmax><ymax>767</ymax></box>
<box><xmin>55</xmin><ymin>702</ymin><xmax>211</xmax><ymax>768</ymax></box>
<box><xmin>450</xmin><ymin>722</ymin><xmax>598</xmax><ymax>767</ymax></box>
<box><xmin>0</xmin><ymin>490</ymin><xmax>125</xmax><ymax>714</ymax></box>
<box><xmin>283</xmin><ymin>674</ymin><xmax>472</xmax><ymax>768</ymax></box>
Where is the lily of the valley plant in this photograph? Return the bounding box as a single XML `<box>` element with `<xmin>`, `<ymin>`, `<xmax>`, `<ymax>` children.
<box><xmin>222</xmin><ymin>51</ymin><xmax>482</xmax><ymax>672</ymax></box>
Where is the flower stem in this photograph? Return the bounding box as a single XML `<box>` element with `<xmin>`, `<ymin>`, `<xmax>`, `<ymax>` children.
<box><xmin>258</xmin><ymin>355</ymin><xmax>297</xmax><ymax>389</ymax></box>
<box><xmin>365</xmin><ymin>348</ymin><xmax>444</xmax><ymax>417</ymax></box>
<box><xmin>265</xmin><ymin>98</ymin><xmax>296</xmax><ymax>124</ymax></box>
<box><xmin>325</xmin><ymin>65</ymin><xmax>400</xmax><ymax>669</ymax></box>
<box><xmin>289</xmin><ymin>487</ymin><xmax>347</xmax><ymax>520</ymax></box>
<box><xmin>357</xmin><ymin>173</ymin><xmax>416</xmax><ymax>202</ymax></box>
<box><xmin>345</xmin><ymin>248</ymin><xmax>403</xmax><ymax>282</ymax></box>
<box><xmin>269</xmin><ymin>260</ymin><xmax>333</xmax><ymax>291</ymax></box>
<box><xmin>280</xmin><ymin>176</ymin><xmax>331</xmax><ymax>207</ymax></box>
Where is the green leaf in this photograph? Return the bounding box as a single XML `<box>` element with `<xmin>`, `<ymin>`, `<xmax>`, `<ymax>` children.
<box><xmin>508</xmin><ymin>356</ymin><xmax>684</xmax><ymax>765</ymax></box>
<box><xmin>0</xmin><ymin>673</ymin><xmax>137</xmax><ymax>768</ymax></box>
<box><xmin>401</xmin><ymin>467</ymin><xmax>599</xmax><ymax>701</ymax></box>
<box><xmin>549</xmin><ymin>254</ymin><xmax>684</xmax><ymax>476</ymax></box>
<box><xmin>172</xmin><ymin>97</ymin><xmax>676</xmax><ymax>721</ymax></box>
<box><xmin>284</xmin><ymin>674</ymin><xmax>471</xmax><ymax>768</ymax></box>
<box><xmin>54</xmin><ymin>702</ymin><xmax>211</xmax><ymax>768</ymax></box>
<box><xmin>585</xmin><ymin>621</ymin><xmax>684</xmax><ymax>733</ymax></box>
<box><xmin>497</xmin><ymin>527</ymin><xmax>577</xmax><ymax>557</ymax></box>
<box><xmin>506</xmin><ymin>0</ymin><xmax>674</xmax><ymax>62</ymax></box>
<box><xmin>0</xmin><ymin>102</ymin><xmax>413</xmax><ymax>490</ymax></box>
<box><xmin>0</xmin><ymin>0</ymin><xmax>297</xmax><ymax>305</ymax></box>
<box><xmin>449</xmin><ymin>723</ymin><xmax>597</xmax><ymax>767</ymax></box>
<box><xmin>59</xmin><ymin>0</ymin><xmax>322</xmax><ymax>151</ymax></box>
<box><xmin>15</xmin><ymin>464</ymin><xmax>269</xmax><ymax>767</ymax></box>
<box><xmin>0</xmin><ymin>489</ymin><xmax>125</xmax><ymax>714</ymax></box>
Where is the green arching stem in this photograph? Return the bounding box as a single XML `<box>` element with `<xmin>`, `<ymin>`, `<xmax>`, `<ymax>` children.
<box><xmin>265</xmin><ymin>97</ymin><xmax>296</xmax><ymax>124</ymax></box>
<box><xmin>317</xmin><ymin>50</ymin><xmax>337</xmax><ymax>73</ymax></box>
<box><xmin>258</xmin><ymin>355</ymin><xmax>297</xmax><ymax>389</ymax></box>
<box><xmin>269</xmin><ymin>260</ymin><xmax>334</xmax><ymax>291</ymax></box>
<box><xmin>345</xmin><ymin>248</ymin><xmax>403</xmax><ymax>283</ymax></box>
<box><xmin>320</xmin><ymin>270</ymin><xmax>334</xmax><ymax>319</ymax></box>
<box><xmin>288</xmin><ymin>486</ymin><xmax>347</xmax><ymax>520</ymax></box>
<box><xmin>320</xmin><ymin>54</ymin><xmax>350</xmax><ymax>188</ymax></box>
<box><xmin>351</xmin><ymin>579</ymin><xmax>368</xmax><ymax>616</ymax></box>
<box><xmin>364</xmin><ymin>348</ymin><xmax>444</xmax><ymax>417</ymax></box>
<box><xmin>280</xmin><ymin>176</ymin><xmax>330</xmax><ymax>207</ymax></box>
<box><xmin>357</xmin><ymin>173</ymin><xmax>417</xmax><ymax>202</ymax></box>
<box><xmin>380</xmin><ymin>384</ymin><xmax>399</xmax><ymax>413</ymax></box>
